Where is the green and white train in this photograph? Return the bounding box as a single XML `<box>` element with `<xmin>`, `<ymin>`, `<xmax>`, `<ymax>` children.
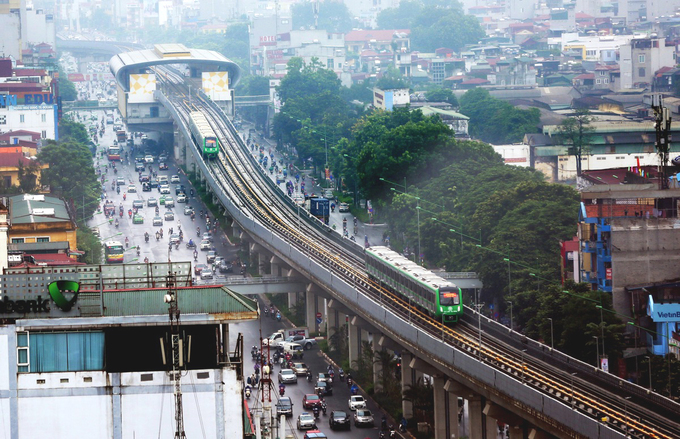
<box><xmin>188</xmin><ymin>111</ymin><xmax>219</xmax><ymax>159</ymax></box>
<box><xmin>365</xmin><ymin>246</ymin><xmax>463</xmax><ymax>323</ymax></box>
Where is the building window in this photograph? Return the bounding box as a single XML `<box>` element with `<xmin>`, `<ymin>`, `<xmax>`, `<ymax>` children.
<box><xmin>639</xmin><ymin>68</ymin><xmax>646</xmax><ymax>78</ymax></box>
<box><xmin>17</xmin><ymin>332</ymin><xmax>29</xmax><ymax>373</ymax></box>
<box><xmin>11</xmin><ymin>238</ymin><xmax>24</xmax><ymax>244</ymax></box>
<box><xmin>41</xmin><ymin>130</ymin><xmax>46</xmax><ymax>138</ymax></box>
<box><xmin>604</xmin><ymin>78</ymin><xmax>609</xmax><ymax>84</ymax></box>
<box><xmin>0</xmin><ymin>115</ymin><xmax>5</xmax><ymax>124</ymax></box>
<box><xmin>599</xmin><ymin>70</ymin><xmax>606</xmax><ymax>76</ymax></box>
<box><xmin>41</xmin><ymin>114</ymin><xmax>46</xmax><ymax>122</ymax></box>
<box><xmin>638</xmin><ymin>55</ymin><xmax>645</xmax><ymax>63</ymax></box>
<box><xmin>36</xmin><ymin>237</ymin><xmax>50</xmax><ymax>243</ymax></box>
<box><xmin>596</xmin><ymin>79</ymin><xmax>601</xmax><ymax>84</ymax></box>
<box><xmin>19</xmin><ymin>114</ymin><xmax>25</xmax><ymax>123</ymax></box>
<box><xmin>27</xmin><ymin>332</ymin><xmax>105</xmax><ymax>373</ymax></box>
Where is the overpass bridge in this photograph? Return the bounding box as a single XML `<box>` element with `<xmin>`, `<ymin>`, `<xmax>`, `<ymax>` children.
<box><xmin>110</xmin><ymin>60</ymin><xmax>680</xmax><ymax>439</ymax></box>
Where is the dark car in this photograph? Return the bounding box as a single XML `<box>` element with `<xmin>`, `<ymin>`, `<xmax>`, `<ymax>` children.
<box><xmin>276</xmin><ymin>396</ymin><xmax>293</xmax><ymax>417</ymax></box>
<box><xmin>329</xmin><ymin>411</ymin><xmax>351</xmax><ymax>431</ymax></box>
<box><xmin>314</xmin><ymin>381</ymin><xmax>332</xmax><ymax>396</ymax></box>
<box><xmin>302</xmin><ymin>394</ymin><xmax>322</xmax><ymax>410</ymax></box>
<box><xmin>159</xmin><ymin>162</ymin><xmax>169</xmax><ymax>170</ymax></box>
<box><xmin>218</xmin><ymin>261</ymin><xmax>233</xmax><ymax>273</ymax></box>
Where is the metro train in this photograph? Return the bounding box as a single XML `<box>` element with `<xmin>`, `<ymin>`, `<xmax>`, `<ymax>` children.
<box><xmin>188</xmin><ymin>111</ymin><xmax>219</xmax><ymax>159</ymax></box>
<box><xmin>364</xmin><ymin>246</ymin><xmax>463</xmax><ymax>323</ymax></box>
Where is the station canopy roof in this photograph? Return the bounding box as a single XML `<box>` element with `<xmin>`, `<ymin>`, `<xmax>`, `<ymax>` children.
<box><xmin>110</xmin><ymin>43</ymin><xmax>241</xmax><ymax>91</ymax></box>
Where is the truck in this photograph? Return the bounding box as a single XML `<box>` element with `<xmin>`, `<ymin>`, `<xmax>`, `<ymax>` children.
<box><xmin>308</xmin><ymin>197</ymin><xmax>330</xmax><ymax>225</ymax></box>
<box><xmin>263</xmin><ymin>327</ymin><xmax>311</xmax><ymax>348</ymax></box>
<box><xmin>116</xmin><ymin>130</ymin><xmax>127</xmax><ymax>143</ymax></box>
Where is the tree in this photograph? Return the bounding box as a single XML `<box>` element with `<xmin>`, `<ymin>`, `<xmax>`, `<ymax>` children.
<box><xmin>292</xmin><ymin>1</ymin><xmax>355</xmax><ymax>33</ymax></box>
<box><xmin>58</xmin><ymin>71</ymin><xmax>78</xmax><ymax>102</ymax></box>
<box><xmin>16</xmin><ymin>159</ymin><xmax>40</xmax><ymax>193</ymax></box>
<box><xmin>59</xmin><ymin>119</ymin><xmax>91</xmax><ymax>145</ymax></box>
<box><xmin>375</xmin><ymin>66</ymin><xmax>410</xmax><ymax>90</ymax></box>
<box><xmin>425</xmin><ymin>86</ymin><xmax>458</xmax><ymax>106</ymax></box>
<box><xmin>38</xmin><ymin>141</ymin><xmax>100</xmax><ymax>220</ymax></box>
<box><xmin>459</xmin><ymin>88</ymin><xmax>540</xmax><ymax>144</ymax></box>
<box><xmin>558</xmin><ymin>109</ymin><xmax>593</xmax><ymax>176</ymax></box>
<box><xmin>402</xmin><ymin>377</ymin><xmax>433</xmax><ymax>423</ymax></box>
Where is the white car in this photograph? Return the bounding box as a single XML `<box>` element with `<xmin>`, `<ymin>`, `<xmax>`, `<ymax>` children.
<box><xmin>200</xmin><ymin>239</ymin><xmax>212</xmax><ymax>250</ymax></box>
<box><xmin>170</xmin><ymin>175</ymin><xmax>181</xmax><ymax>183</ymax></box>
<box><xmin>200</xmin><ymin>269</ymin><xmax>213</xmax><ymax>280</ymax></box>
<box><xmin>348</xmin><ymin>395</ymin><xmax>366</xmax><ymax>411</ymax></box>
<box><xmin>159</xmin><ymin>185</ymin><xmax>170</xmax><ymax>194</ymax></box>
<box><xmin>127</xmin><ymin>185</ymin><xmax>137</xmax><ymax>193</ymax></box>
<box><xmin>144</xmin><ymin>154</ymin><xmax>154</xmax><ymax>163</ymax></box>
<box><xmin>177</xmin><ymin>194</ymin><xmax>187</xmax><ymax>203</ymax></box>
<box><xmin>278</xmin><ymin>368</ymin><xmax>298</xmax><ymax>384</ymax></box>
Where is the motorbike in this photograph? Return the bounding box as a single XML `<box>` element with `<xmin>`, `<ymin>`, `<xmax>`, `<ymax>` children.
<box><xmin>136</xmin><ymin>247</ymin><xmax>140</xmax><ymax>257</ymax></box>
<box><xmin>276</xmin><ymin>312</ymin><xmax>281</xmax><ymax>322</ymax></box>
<box><xmin>114</xmin><ymin>219</ymin><xmax>119</xmax><ymax>228</ymax></box>
<box><xmin>155</xmin><ymin>232</ymin><xmax>160</xmax><ymax>241</ymax></box>
<box><xmin>251</xmin><ymin>346</ymin><xmax>258</xmax><ymax>359</ymax></box>
<box><xmin>339</xmin><ymin>370</ymin><xmax>345</xmax><ymax>382</ymax></box>
<box><xmin>143</xmin><ymin>257</ymin><xmax>149</xmax><ymax>264</ymax></box>
<box><xmin>306</xmin><ymin>371</ymin><xmax>312</xmax><ymax>382</ymax></box>
<box><xmin>245</xmin><ymin>386</ymin><xmax>251</xmax><ymax>399</ymax></box>
<box><xmin>116</xmin><ymin>187</ymin><xmax>120</xmax><ymax>194</ymax></box>
<box><xmin>312</xmin><ymin>406</ymin><xmax>320</xmax><ymax>419</ymax></box>
<box><xmin>197</xmin><ymin>227</ymin><xmax>201</xmax><ymax>237</ymax></box>
<box><xmin>144</xmin><ymin>233</ymin><xmax>149</xmax><ymax>243</ymax></box>
<box><xmin>389</xmin><ymin>427</ymin><xmax>396</xmax><ymax>439</ymax></box>
<box><xmin>263</xmin><ymin>307</ymin><xmax>269</xmax><ymax>318</ymax></box>
<box><xmin>125</xmin><ymin>238</ymin><xmax>129</xmax><ymax>248</ymax></box>
<box><xmin>279</xmin><ymin>386</ymin><xmax>285</xmax><ymax>397</ymax></box>
<box><xmin>193</xmin><ymin>251</ymin><xmax>198</xmax><ymax>261</ymax></box>
<box><xmin>186</xmin><ymin>242</ymin><xmax>196</xmax><ymax>249</ymax></box>
<box><xmin>379</xmin><ymin>432</ymin><xmax>386</xmax><ymax>439</ymax></box>
<box><xmin>347</xmin><ymin>377</ymin><xmax>353</xmax><ymax>388</ymax></box>
<box><xmin>321</xmin><ymin>401</ymin><xmax>327</xmax><ymax>415</ymax></box>
<box><xmin>351</xmin><ymin>384</ymin><xmax>359</xmax><ymax>395</ymax></box>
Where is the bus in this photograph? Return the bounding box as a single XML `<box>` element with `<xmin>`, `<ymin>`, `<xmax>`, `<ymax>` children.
<box><xmin>104</xmin><ymin>240</ymin><xmax>125</xmax><ymax>263</ymax></box>
<box><xmin>108</xmin><ymin>146</ymin><xmax>121</xmax><ymax>161</ymax></box>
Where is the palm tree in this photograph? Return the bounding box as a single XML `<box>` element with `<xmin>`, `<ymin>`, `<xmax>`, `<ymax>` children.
<box><xmin>402</xmin><ymin>376</ymin><xmax>434</xmax><ymax>424</ymax></box>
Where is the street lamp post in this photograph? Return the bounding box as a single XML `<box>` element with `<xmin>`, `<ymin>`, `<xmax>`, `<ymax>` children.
<box><xmin>506</xmin><ymin>300</ymin><xmax>513</xmax><ymax>332</ymax></box>
<box><xmin>521</xmin><ymin>349</ymin><xmax>527</xmax><ymax>384</ymax></box>
<box><xmin>623</xmin><ymin>396</ymin><xmax>631</xmax><ymax>435</ymax></box>
<box><xmin>548</xmin><ymin>317</ymin><xmax>554</xmax><ymax>350</ymax></box>
<box><xmin>593</xmin><ymin>336</ymin><xmax>599</xmax><ymax>368</ymax></box>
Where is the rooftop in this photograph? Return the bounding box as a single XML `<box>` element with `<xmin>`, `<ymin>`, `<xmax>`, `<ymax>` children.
<box><xmin>9</xmin><ymin>194</ymin><xmax>72</xmax><ymax>225</ymax></box>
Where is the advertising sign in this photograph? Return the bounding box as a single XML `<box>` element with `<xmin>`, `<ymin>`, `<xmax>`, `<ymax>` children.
<box><xmin>128</xmin><ymin>73</ymin><xmax>157</xmax><ymax>103</ymax></box>
<box><xmin>202</xmin><ymin>72</ymin><xmax>231</xmax><ymax>101</ymax></box>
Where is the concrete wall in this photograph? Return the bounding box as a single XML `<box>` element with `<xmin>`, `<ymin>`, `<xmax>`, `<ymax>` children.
<box><xmin>611</xmin><ymin>217</ymin><xmax>680</xmax><ymax>315</ymax></box>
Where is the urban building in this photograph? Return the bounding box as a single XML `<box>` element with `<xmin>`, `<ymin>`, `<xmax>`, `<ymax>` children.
<box><xmin>7</xmin><ymin>194</ymin><xmax>76</xmax><ymax>251</ymax></box>
<box><xmin>417</xmin><ymin>106</ymin><xmax>470</xmax><ymax>137</ymax></box>
<box><xmin>577</xmin><ymin>170</ymin><xmax>680</xmax><ymax>359</ymax></box>
<box><xmin>373</xmin><ymin>88</ymin><xmax>410</xmax><ymax>110</ymax></box>
<box><xmin>0</xmin><ymin>197</ymin><xmax>8</xmax><ymax>272</ymax></box>
<box><xmin>0</xmin><ymin>263</ymin><xmax>257</xmax><ymax>439</ymax></box>
<box><xmin>344</xmin><ymin>29</ymin><xmax>410</xmax><ymax>55</ymax></box>
<box><xmin>619</xmin><ymin>37</ymin><xmax>676</xmax><ymax>90</ymax></box>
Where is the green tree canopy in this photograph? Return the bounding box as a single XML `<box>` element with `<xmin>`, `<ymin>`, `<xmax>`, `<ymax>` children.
<box><xmin>59</xmin><ymin>118</ymin><xmax>90</xmax><ymax>145</ymax></box>
<box><xmin>459</xmin><ymin>88</ymin><xmax>540</xmax><ymax>144</ymax></box>
<box><xmin>557</xmin><ymin>109</ymin><xmax>593</xmax><ymax>176</ymax></box>
<box><xmin>292</xmin><ymin>1</ymin><xmax>355</xmax><ymax>33</ymax></box>
<box><xmin>38</xmin><ymin>140</ymin><xmax>100</xmax><ymax>220</ymax></box>
<box><xmin>376</xmin><ymin>1</ymin><xmax>484</xmax><ymax>52</ymax></box>
<box><xmin>425</xmin><ymin>86</ymin><xmax>458</xmax><ymax>106</ymax></box>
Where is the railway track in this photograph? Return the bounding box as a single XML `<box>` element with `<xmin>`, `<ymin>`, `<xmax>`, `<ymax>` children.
<box><xmin>156</xmin><ymin>72</ymin><xmax>680</xmax><ymax>438</ymax></box>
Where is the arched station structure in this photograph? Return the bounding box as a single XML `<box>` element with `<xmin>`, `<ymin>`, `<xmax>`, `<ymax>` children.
<box><xmin>109</xmin><ymin>43</ymin><xmax>241</xmax><ymax>132</ymax></box>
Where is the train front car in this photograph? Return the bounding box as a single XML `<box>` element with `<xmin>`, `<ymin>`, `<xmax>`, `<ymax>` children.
<box><xmin>437</xmin><ymin>285</ymin><xmax>463</xmax><ymax>323</ymax></box>
<box><xmin>364</xmin><ymin>246</ymin><xmax>463</xmax><ymax>324</ymax></box>
<box><xmin>188</xmin><ymin>111</ymin><xmax>219</xmax><ymax>160</ymax></box>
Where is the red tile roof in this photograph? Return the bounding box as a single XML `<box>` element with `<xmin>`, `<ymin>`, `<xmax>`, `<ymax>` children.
<box><xmin>574</xmin><ymin>73</ymin><xmax>594</xmax><ymax>80</ymax></box>
<box><xmin>461</xmin><ymin>78</ymin><xmax>490</xmax><ymax>85</ymax></box>
<box><xmin>0</xmin><ymin>152</ymin><xmax>35</xmax><ymax>167</ymax></box>
<box><xmin>0</xmin><ymin>130</ymin><xmax>41</xmax><ymax>141</ymax></box>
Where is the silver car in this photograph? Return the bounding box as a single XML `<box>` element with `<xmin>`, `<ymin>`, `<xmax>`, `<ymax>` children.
<box><xmin>278</xmin><ymin>368</ymin><xmax>298</xmax><ymax>384</ymax></box>
<box><xmin>354</xmin><ymin>409</ymin><xmax>374</xmax><ymax>427</ymax></box>
<box><xmin>297</xmin><ymin>412</ymin><xmax>316</xmax><ymax>431</ymax></box>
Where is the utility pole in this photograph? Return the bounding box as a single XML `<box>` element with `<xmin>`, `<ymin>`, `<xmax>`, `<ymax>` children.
<box><xmin>651</xmin><ymin>94</ymin><xmax>672</xmax><ymax>189</ymax></box>
<box><xmin>164</xmin><ymin>273</ymin><xmax>186</xmax><ymax>439</ymax></box>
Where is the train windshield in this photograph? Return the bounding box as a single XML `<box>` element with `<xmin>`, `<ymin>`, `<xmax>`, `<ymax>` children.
<box><xmin>439</xmin><ymin>288</ymin><xmax>460</xmax><ymax>306</ymax></box>
<box><xmin>206</xmin><ymin>138</ymin><xmax>216</xmax><ymax>148</ymax></box>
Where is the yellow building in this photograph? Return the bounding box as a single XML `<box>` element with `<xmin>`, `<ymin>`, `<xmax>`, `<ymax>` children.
<box><xmin>0</xmin><ymin>153</ymin><xmax>48</xmax><ymax>189</ymax></box>
<box><xmin>8</xmin><ymin>194</ymin><xmax>77</xmax><ymax>252</ymax></box>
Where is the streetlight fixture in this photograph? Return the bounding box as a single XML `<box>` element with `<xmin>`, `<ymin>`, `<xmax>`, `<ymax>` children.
<box><xmin>593</xmin><ymin>336</ymin><xmax>599</xmax><ymax>368</ymax></box>
<box><xmin>548</xmin><ymin>317</ymin><xmax>554</xmax><ymax>350</ymax></box>
<box><xmin>506</xmin><ymin>300</ymin><xmax>513</xmax><ymax>332</ymax></box>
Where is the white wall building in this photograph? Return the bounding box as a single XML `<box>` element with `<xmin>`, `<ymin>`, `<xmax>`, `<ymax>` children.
<box><xmin>24</xmin><ymin>6</ymin><xmax>55</xmax><ymax>48</ymax></box>
<box><xmin>0</xmin><ymin>102</ymin><xmax>57</xmax><ymax>140</ymax></box>
<box><xmin>560</xmin><ymin>33</ymin><xmax>636</xmax><ymax>62</ymax></box>
<box><xmin>373</xmin><ymin>88</ymin><xmax>410</xmax><ymax>110</ymax></box>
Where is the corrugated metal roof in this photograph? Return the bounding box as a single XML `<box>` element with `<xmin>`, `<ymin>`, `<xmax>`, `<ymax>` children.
<box><xmin>101</xmin><ymin>286</ymin><xmax>258</xmax><ymax>319</ymax></box>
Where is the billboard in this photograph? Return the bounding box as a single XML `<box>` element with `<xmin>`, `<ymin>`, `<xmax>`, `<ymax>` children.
<box><xmin>128</xmin><ymin>73</ymin><xmax>157</xmax><ymax>103</ymax></box>
<box><xmin>202</xmin><ymin>72</ymin><xmax>231</xmax><ymax>101</ymax></box>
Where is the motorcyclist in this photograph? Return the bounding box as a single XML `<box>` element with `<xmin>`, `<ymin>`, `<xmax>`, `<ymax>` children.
<box><xmin>194</xmin><ymin>250</ymin><xmax>198</xmax><ymax>261</ymax></box>
<box><xmin>144</xmin><ymin>232</ymin><xmax>149</xmax><ymax>242</ymax></box>
<box><xmin>278</xmin><ymin>383</ymin><xmax>285</xmax><ymax>396</ymax></box>
<box><xmin>124</xmin><ymin>237</ymin><xmax>129</xmax><ymax>247</ymax></box>
<box><xmin>188</xmin><ymin>238</ymin><xmax>195</xmax><ymax>247</ymax></box>
<box><xmin>156</xmin><ymin>231</ymin><xmax>160</xmax><ymax>241</ymax></box>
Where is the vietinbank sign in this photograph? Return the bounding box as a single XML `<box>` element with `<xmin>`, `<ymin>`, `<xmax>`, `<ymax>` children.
<box><xmin>0</xmin><ymin>281</ymin><xmax>80</xmax><ymax>315</ymax></box>
<box><xmin>648</xmin><ymin>296</ymin><xmax>680</xmax><ymax>322</ymax></box>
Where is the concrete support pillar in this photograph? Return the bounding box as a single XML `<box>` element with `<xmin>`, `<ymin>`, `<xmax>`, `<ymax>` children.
<box><xmin>258</xmin><ymin>252</ymin><xmax>266</xmax><ymax>275</ymax></box>
<box><xmin>486</xmin><ymin>412</ymin><xmax>497</xmax><ymax>439</ymax></box>
<box><xmin>468</xmin><ymin>396</ymin><xmax>484</xmax><ymax>439</ymax></box>
<box><xmin>373</xmin><ymin>348</ymin><xmax>383</xmax><ymax>392</ymax></box>
<box><xmin>443</xmin><ymin>380</ymin><xmax>462</xmax><ymax>438</ymax></box>
<box><xmin>509</xmin><ymin>427</ymin><xmax>523</xmax><ymax>439</ymax></box>
<box><xmin>401</xmin><ymin>351</ymin><xmax>414</xmax><ymax>419</ymax></box>
<box><xmin>348</xmin><ymin>322</ymin><xmax>359</xmax><ymax>368</ymax></box>
<box><xmin>326</xmin><ymin>305</ymin><xmax>337</xmax><ymax>339</ymax></box>
<box><xmin>305</xmin><ymin>289</ymin><xmax>316</xmax><ymax>331</ymax></box>
<box><xmin>287</xmin><ymin>292</ymin><xmax>298</xmax><ymax>309</ymax></box>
